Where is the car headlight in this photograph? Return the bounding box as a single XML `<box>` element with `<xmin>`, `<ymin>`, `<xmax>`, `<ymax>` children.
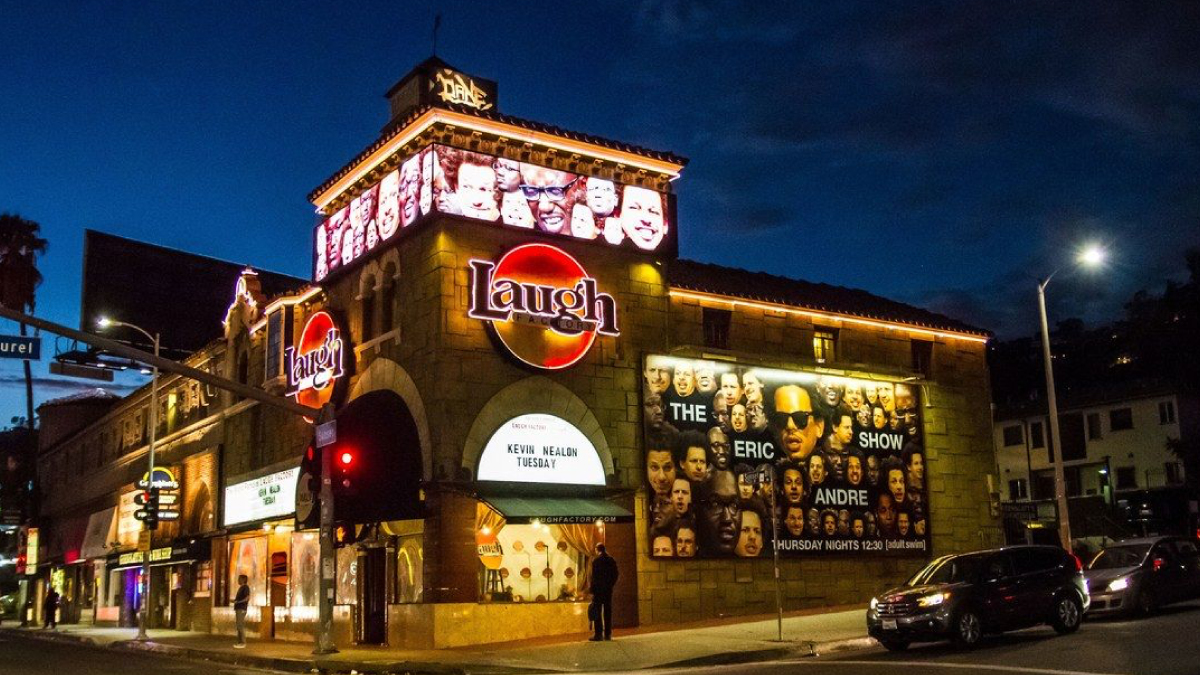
<box><xmin>1107</xmin><ymin>577</ymin><xmax>1129</xmax><ymax>592</ymax></box>
<box><xmin>917</xmin><ymin>592</ymin><xmax>949</xmax><ymax>607</ymax></box>
<box><xmin>870</xmin><ymin>597</ymin><xmax>879</xmax><ymax>610</ymax></box>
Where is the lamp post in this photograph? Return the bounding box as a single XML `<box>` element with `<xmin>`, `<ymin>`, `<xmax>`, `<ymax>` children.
<box><xmin>98</xmin><ymin>318</ymin><xmax>159</xmax><ymax>642</ymax></box>
<box><xmin>1036</xmin><ymin>244</ymin><xmax>1106</xmax><ymax>552</ymax></box>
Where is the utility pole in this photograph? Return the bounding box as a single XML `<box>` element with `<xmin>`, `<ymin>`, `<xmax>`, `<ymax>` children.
<box><xmin>315</xmin><ymin>404</ymin><xmax>337</xmax><ymax>655</ymax></box>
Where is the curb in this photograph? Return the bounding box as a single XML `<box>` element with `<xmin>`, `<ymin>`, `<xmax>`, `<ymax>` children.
<box><xmin>0</xmin><ymin>626</ymin><xmax>879</xmax><ymax>673</ymax></box>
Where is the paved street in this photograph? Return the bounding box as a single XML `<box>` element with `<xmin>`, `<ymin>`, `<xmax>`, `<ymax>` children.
<box><xmin>0</xmin><ymin>634</ymin><xmax>270</xmax><ymax>675</ymax></box>
<box><xmin>636</xmin><ymin>601</ymin><xmax>1200</xmax><ymax>675</ymax></box>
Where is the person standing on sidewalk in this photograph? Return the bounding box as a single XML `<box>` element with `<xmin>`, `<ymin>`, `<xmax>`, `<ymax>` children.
<box><xmin>42</xmin><ymin>588</ymin><xmax>60</xmax><ymax>629</ymax></box>
<box><xmin>233</xmin><ymin>574</ymin><xmax>250</xmax><ymax>648</ymax></box>
<box><xmin>589</xmin><ymin>544</ymin><xmax>618</xmax><ymax>641</ymax></box>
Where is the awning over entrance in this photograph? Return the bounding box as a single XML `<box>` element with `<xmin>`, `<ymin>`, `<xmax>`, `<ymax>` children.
<box><xmin>479</xmin><ymin>495</ymin><xmax>633</xmax><ymax>524</ymax></box>
<box><xmin>80</xmin><ymin>507</ymin><xmax>118</xmax><ymax>560</ymax></box>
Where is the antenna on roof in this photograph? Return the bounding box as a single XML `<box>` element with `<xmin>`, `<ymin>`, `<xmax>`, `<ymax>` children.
<box><xmin>432</xmin><ymin>13</ymin><xmax>442</xmax><ymax>57</ymax></box>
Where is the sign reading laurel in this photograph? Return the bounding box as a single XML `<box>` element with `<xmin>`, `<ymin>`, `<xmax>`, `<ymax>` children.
<box><xmin>476</xmin><ymin>413</ymin><xmax>606</xmax><ymax>486</ymax></box>
<box><xmin>285</xmin><ymin>311</ymin><xmax>345</xmax><ymax>410</ymax></box>
<box><xmin>468</xmin><ymin>243</ymin><xmax>619</xmax><ymax>370</ymax></box>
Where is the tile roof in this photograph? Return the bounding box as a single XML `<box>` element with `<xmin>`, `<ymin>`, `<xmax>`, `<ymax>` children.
<box><xmin>669</xmin><ymin>259</ymin><xmax>990</xmax><ymax>338</ymax></box>
<box><xmin>308</xmin><ymin>103</ymin><xmax>688</xmax><ymax>203</ymax></box>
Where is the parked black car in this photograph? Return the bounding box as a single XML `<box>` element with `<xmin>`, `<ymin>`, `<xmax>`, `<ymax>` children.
<box><xmin>1084</xmin><ymin>536</ymin><xmax>1200</xmax><ymax>616</ymax></box>
<box><xmin>866</xmin><ymin>545</ymin><xmax>1089</xmax><ymax>650</ymax></box>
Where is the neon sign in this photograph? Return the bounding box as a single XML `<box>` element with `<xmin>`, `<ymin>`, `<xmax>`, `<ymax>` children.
<box><xmin>468</xmin><ymin>243</ymin><xmax>618</xmax><ymax>370</ymax></box>
<box><xmin>285</xmin><ymin>311</ymin><xmax>345</xmax><ymax>409</ymax></box>
<box><xmin>434</xmin><ymin>69</ymin><xmax>493</xmax><ymax>111</ymax></box>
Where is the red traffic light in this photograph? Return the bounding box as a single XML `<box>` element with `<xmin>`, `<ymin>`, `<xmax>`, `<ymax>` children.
<box><xmin>339</xmin><ymin>451</ymin><xmax>354</xmax><ymax>466</ymax></box>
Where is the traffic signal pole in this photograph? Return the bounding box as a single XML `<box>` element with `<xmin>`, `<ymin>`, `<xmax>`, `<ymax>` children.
<box><xmin>136</xmin><ymin>331</ymin><xmax>159</xmax><ymax>641</ymax></box>
<box><xmin>315</xmin><ymin>403</ymin><xmax>338</xmax><ymax>655</ymax></box>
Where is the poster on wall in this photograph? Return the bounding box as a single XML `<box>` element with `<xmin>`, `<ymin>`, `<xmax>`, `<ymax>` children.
<box><xmin>314</xmin><ymin>144</ymin><xmax>673</xmax><ymax>281</ymax></box>
<box><xmin>641</xmin><ymin>354</ymin><xmax>929</xmax><ymax>559</ymax></box>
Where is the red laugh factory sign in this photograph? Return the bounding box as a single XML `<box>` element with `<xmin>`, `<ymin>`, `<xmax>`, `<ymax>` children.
<box><xmin>285</xmin><ymin>310</ymin><xmax>346</xmax><ymax>409</ymax></box>
<box><xmin>468</xmin><ymin>243</ymin><xmax>619</xmax><ymax>370</ymax></box>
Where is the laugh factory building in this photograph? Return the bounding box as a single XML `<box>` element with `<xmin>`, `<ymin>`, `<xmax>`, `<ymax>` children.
<box><xmin>30</xmin><ymin>59</ymin><xmax>1000</xmax><ymax>647</ymax></box>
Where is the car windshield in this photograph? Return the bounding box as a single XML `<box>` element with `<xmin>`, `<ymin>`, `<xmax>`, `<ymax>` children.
<box><xmin>908</xmin><ymin>554</ymin><xmax>987</xmax><ymax>586</ymax></box>
<box><xmin>1089</xmin><ymin>544</ymin><xmax>1151</xmax><ymax>570</ymax></box>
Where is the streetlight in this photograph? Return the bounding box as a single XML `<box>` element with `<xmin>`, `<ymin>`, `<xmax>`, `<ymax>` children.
<box><xmin>98</xmin><ymin>317</ymin><xmax>159</xmax><ymax>642</ymax></box>
<box><xmin>1037</xmin><ymin>243</ymin><xmax>1106</xmax><ymax>552</ymax></box>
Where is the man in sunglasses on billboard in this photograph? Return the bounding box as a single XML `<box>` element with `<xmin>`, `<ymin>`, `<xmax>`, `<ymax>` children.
<box><xmin>519</xmin><ymin>165</ymin><xmax>579</xmax><ymax>234</ymax></box>
<box><xmin>772</xmin><ymin>385</ymin><xmax>826</xmax><ymax>462</ymax></box>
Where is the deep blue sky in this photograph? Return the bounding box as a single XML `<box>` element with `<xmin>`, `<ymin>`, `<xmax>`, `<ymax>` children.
<box><xmin>2</xmin><ymin>1</ymin><xmax>1198</xmax><ymax>420</ymax></box>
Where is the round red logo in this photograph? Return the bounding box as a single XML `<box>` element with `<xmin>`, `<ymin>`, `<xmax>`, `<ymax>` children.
<box><xmin>468</xmin><ymin>243</ymin><xmax>619</xmax><ymax>370</ymax></box>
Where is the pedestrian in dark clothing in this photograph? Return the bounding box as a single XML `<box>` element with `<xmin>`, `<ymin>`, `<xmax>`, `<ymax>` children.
<box><xmin>589</xmin><ymin>543</ymin><xmax>618</xmax><ymax>641</ymax></box>
<box><xmin>233</xmin><ymin>574</ymin><xmax>251</xmax><ymax>648</ymax></box>
<box><xmin>42</xmin><ymin>589</ymin><xmax>60</xmax><ymax>629</ymax></box>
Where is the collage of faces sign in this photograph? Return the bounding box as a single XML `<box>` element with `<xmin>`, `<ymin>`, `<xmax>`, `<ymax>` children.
<box><xmin>642</xmin><ymin>355</ymin><xmax>929</xmax><ymax>559</ymax></box>
<box><xmin>314</xmin><ymin>144</ymin><xmax>672</xmax><ymax>281</ymax></box>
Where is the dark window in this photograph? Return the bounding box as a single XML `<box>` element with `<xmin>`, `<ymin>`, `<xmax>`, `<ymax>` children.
<box><xmin>1109</xmin><ymin>408</ymin><xmax>1133</xmax><ymax>431</ymax></box>
<box><xmin>1173</xmin><ymin>540</ymin><xmax>1199</xmax><ymax>559</ymax></box>
<box><xmin>1065</xmin><ymin>466</ymin><xmax>1082</xmax><ymax>497</ymax></box>
<box><xmin>380</xmin><ymin>283</ymin><xmax>395</xmax><ymax>334</ymax></box>
<box><xmin>1060</xmin><ymin>413</ymin><xmax>1086</xmax><ymax>461</ymax></box>
<box><xmin>984</xmin><ymin>553</ymin><xmax>1015</xmax><ymax>581</ymax></box>
<box><xmin>702</xmin><ymin>308</ymin><xmax>731</xmax><ymax>350</ymax></box>
<box><xmin>362</xmin><ymin>292</ymin><xmax>376</xmax><ymax>341</ymax></box>
<box><xmin>1086</xmin><ymin>413</ymin><xmax>1102</xmax><ymax>440</ymax></box>
<box><xmin>1165</xmin><ymin>462</ymin><xmax>1183</xmax><ymax>485</ymax></box>
<box><xmin>1159</xmin><ymin>401</ymin><xmax>1176</xmax><ymax>425</ymax></box>
<box><xmin>1008</xmin><ymin>479</ymin><xmax>1028</xmax><ymax>500</ymax></box>
<box><xmin>265</xmin><ymin>311</ymin><xmax>283</xmax><ymax>380</ymax></box>
<box><xmin>1033</xmin><ymin>474</ymin><xmax>1056</xmax><ymax>500</ymax></box>
<box><xmin>911</xmin><ymin>340</ymin><xmax>934</xmax><ymax>378</ymax></box>
<box><xmin>1030</xmin><ymin>421</ymin><xmax>1045</xmax><ymax>449</ymax></box>
<box><xmin>236</xmin><ymin>352</ymin><xmax>249</xmax><ymax>386</ymax></box>
<box><xmin>813</xmin><ymin>329</ymin><xmax>837</xmax><ymax>363</ymax></box>
<box><xmin>1115</xmin><ymin>466</ymin><xmax>1137</xmax><ymax>490</ymax></box>
<box><xmin>1002</xmin><ymin>425</ymin><xmax>1024</xmax><ymax>447</ymax></box>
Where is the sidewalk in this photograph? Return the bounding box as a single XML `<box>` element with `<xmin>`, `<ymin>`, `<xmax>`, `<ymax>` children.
<box><xmin>0</xmin><ymin>606</ymin><xmax>875</xmax><ymax>674</ymax></box>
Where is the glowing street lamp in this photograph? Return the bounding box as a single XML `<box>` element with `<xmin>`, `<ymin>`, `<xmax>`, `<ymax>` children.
<box><xmin>1037</xmin><ymin>244</ymin><xmax>1107</xmax><ymax>551</ymax></box>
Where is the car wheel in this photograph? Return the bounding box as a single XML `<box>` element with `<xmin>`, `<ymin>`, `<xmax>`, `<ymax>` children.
<box><xmin>1051</xmin><ymin>594</ymin><xmax>1082</xmax><ymax>634</ymax></box>
<box><xmin>880</xmin><ymin>638</ymin><xmax>910</xmax><ymax>652</ymax></box>
<box><xmin>1136</xmin><ymin>588</ymin><xmax>1158</xmax><ymax>616</ymax></box>
<box><xmin>952</xmin><ymin>610</ymin><xmax>982</xmax><ymax>648</ymax></box>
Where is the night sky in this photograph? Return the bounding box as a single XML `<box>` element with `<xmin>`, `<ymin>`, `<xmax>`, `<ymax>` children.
<box><xmin>2</xmin><ymin>1</ymin><xmax>1198</xmax><ymax>418</ymax></box>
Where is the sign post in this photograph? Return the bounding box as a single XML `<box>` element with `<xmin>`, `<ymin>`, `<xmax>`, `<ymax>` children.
<box><xmin>315</xmin><ymin>405</ymin><xmax>337</xmax><ymax>655</ymax></box>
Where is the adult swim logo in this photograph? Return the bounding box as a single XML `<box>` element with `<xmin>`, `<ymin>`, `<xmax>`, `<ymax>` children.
<box><xmin>285</xmin><ymin>311</ymin><xmax>345</xmax><ymax>408</ymax></box>
<box><xmin>468</xmin><ymin>243</ymin><xmax>619</xmax><ymax>370</ymax></box>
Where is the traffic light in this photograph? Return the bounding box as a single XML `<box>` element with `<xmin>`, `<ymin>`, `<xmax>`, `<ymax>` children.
<box><xmin>144</xmin><ymin>487</ymin><xmax>160</xmax><ymax>530</ymax></box>
<box><xmin>333</xmin><ymin>445</ymin><xmax>358</xmax><ymax>497</ymax></box>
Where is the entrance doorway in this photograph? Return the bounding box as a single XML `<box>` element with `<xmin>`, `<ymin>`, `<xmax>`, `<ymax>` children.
<box><xmin>360</xmin><ymin>548</ymin><xmax>387</xmax><ymax>644</ymax></box>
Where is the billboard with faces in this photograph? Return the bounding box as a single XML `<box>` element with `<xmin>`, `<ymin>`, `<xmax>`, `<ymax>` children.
<box><xmin>641</xmin><ymin>355</ymin><xmax>929</xmax><ymax>559</ymax></box>
<box><xmin>314</xmin><ymin>144</ymin><xmax>674</xmax><ymax>281</ymax></box>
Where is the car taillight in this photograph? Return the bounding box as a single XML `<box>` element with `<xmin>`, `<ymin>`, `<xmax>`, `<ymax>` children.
<box><xmin>1071</xmin><ymin>554</ymin><xmax>1083</xmax><ymax>572</ymax></box>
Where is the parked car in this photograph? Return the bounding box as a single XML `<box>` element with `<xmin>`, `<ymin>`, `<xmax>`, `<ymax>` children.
<box><xmin>866</xmin><ymin>545</ymin><xmax>1089</xmax><ymax>651</ymax></box>
<box><xmin>1084</xmin><ymin>536</ymin><xmax>1200</xmax><ymax>616</ymax></box>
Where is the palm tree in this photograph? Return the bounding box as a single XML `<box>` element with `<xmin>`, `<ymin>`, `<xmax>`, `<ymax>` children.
<box><xmin>0</xmin><ymin>214</ymin><xmax>48</xmax><ymax>434</ymax></box>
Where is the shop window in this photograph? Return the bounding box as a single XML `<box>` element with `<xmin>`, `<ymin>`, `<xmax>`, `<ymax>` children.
<box><xmin>1030</xmin><ymin>421</ymin><xmax>1045</xmax><ymax>449</ymax></box>
<box><xmin>1116</xmin><ymin>466</ymin><xmax>1137</xmax><ymax>490</ymax></box>
<box><xmin>1002</xmin><ymin>425</ymin><xmax>1024</xmax><ymax>447</ymax></box>
<box><xmin>1008</xmin><ymin>478</ymin><xmax>1028</xmax><ymax>500</ymax></box>
<box><xmin>265</xmin><ymin>310</ymin><xmax>284</xmax><ymax>380</ymax></box>
<box><xmin>289</xmin><ymin>532</ymin><xmax>319</xmax><ymax>607</ymax></box>
<box><xmin>479</xmin><ymin>522</ymin><xmax>597</xmax><ymax>603</ymax></box>
<box><xmin>812</xmin><ymin>329</ymin><xmax>837</xmax><ymax>364</ymax></box>
<box><xmin>911</xmin><ymin>339</ymin><xmax>934</xmax><ymax>379</ymax></box>
<box><xmin>194</xmin><ymin>561</ymin><xmax>213</xmax><ymax>598</ymax></box>
<box><xmin>395</xmin><ymin>534</ymin><xmax>424</xmax><ymax>604</ymax></box>
<box><xmin>228</xmin><ymin>537</ymin><xmax>268</xmax><ymax>606</ymax></box>
<box><xmin>1159</xmin><ymin>401</ymin><xmax>1176</xmax><ymax>425</ymax></box>
<box><xmin>702</xmin><ymin>308</ymin><xmax>730</xmax><ymax>350</ymax></box>
<box><xmin>1110</xmin><ymin>407</ymin><xmax>1134</xmax><ymax>431</ymax></box>
<box><xmin>336</xmin><ymin>546</ymin><xmax>358</xmax><ymax>605</ymax></box>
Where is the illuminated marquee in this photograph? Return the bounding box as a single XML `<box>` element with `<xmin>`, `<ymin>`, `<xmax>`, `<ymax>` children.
<box><xmin>468</xmin><ymin>243</ymin><xmax>618</xmax><ymax>370</ymax></box>
<box><xmin>285</xmin><ymin>311</ymin><xmax>345</xmax><ymax>409</ymax></box>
